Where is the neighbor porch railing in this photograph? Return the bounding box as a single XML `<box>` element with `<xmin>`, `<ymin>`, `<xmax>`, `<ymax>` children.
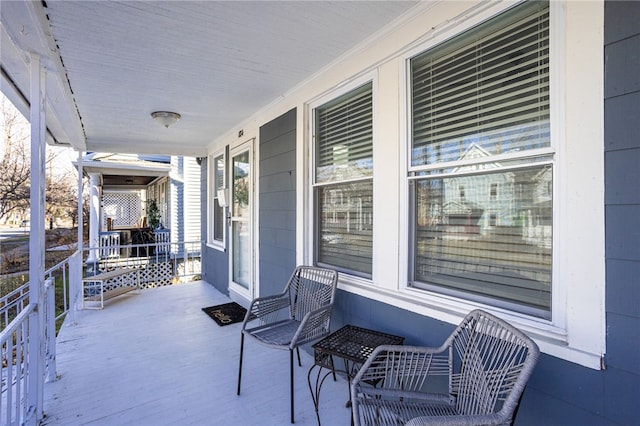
<box><xmin>98</xmin><ymin>229</ymin><xmax>171</xmax><ymax>260</ymax></box>
<box><xmin>86</xmin><ymin>240</ymin><xmax>202</xmax><ymax>287</ymax></box>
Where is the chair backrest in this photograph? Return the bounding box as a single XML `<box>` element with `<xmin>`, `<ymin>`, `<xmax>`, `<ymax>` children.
<box><xmin>449</xmin><ymin>310</ymin><xmax>539</xmax><ymax>418</ymax></box>
<box><xmin>286</xmin><ymin>266</ymin><xmax>338</xmax><ymax>321</ymax></box>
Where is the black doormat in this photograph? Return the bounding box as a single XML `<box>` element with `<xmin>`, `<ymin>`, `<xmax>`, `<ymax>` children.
<box><xmin>202</xmin><ymin>302</ymin><xmax>248</xmax><ymax>326</ymax></box>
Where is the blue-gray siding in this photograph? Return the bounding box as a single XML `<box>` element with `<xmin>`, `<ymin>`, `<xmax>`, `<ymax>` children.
<box><xmin>201</xmin><ymin>157</ymin><xmax>229</xmax><ymax>295</ymax></box>
<box><xmin>258</xmin><ymin>108</ymin><xmax>297</xmax><ymax>297</ymax></box>
<box><xmin>602</xmin><ymin>1</ymin><xmax>640</xmax><ymax>425</ymax></box>
<box><xmin>200</xmin><ymin>109</ymin><xmax>298</xmax><ymax>297</ymax></box>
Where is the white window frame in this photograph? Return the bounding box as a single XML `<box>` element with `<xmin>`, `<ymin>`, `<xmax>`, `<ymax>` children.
<box><xmin>207</xmin><ymin>150</ymin><xmax>226</xmax><ymax>251</ymax></box>
<box><xmin>394</xmin><ymin>0</ymin><xmax>605</xmax><ymax>369</ymax></box>
<box><xmin>306</xmin><ymin>72</ymin><xmax>377</xmax><ymax>283</ymax></box>
<box><xmin>408</xmin><ymin>0</ymin><xmax>554</xmax><ymax>319</ymax></box>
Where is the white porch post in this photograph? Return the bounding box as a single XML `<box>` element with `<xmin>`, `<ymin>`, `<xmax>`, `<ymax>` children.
<box><xmin>77</xmin><ymin>151</ymin><xmax>84</xmax><ymax>253</ymax></box>
<box><xmin>72</xmin><ymin>151</ymin><xmax>84</xmax><ymax>316</ymax></box>
<box><xmin>27</xmin><ymin>52</ymin><xmax>46</xmax><ymax>426</ymax></box>
<box><xmin>86</xmin><ymin>172</ymin><xmax>101</xmax><ymax>273</ymax></box>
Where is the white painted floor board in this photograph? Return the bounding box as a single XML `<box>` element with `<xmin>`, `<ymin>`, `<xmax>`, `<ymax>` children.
<box><xmin>43</xmin><ymin>282</ymin><xmax>352</xmax><ymax>426</ymax></box>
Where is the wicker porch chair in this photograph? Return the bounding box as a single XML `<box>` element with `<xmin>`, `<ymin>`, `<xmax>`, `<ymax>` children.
<box><xmin>237</xmin><ymin>266</ymin><xmax>338</xmax><ymax>424</ymax></box>
<box><xmin>351</xmin><ymin>309</ymin><xmax>540</xmax><ymax>426</ymax></box>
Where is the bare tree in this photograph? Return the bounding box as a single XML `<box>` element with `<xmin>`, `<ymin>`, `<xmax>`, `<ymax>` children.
<box><xmin>46</xmin><ymin>165</ymin><xmax>78</xmax><ymax>229</ymax></box>
<box><xmin>1</xmin><ymin>96</ymin><xmax>80</xmax><ymax>227</ymax></box>
<box><xmin>0</xmin><ymin>98</ymin><xmax>30</xmax><ymax>221</ymax></box>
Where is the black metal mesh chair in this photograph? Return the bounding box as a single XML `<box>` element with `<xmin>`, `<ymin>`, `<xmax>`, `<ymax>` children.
<box><xmin>237</xmin><ymin>266</ymin><xmax>338</xmax><ymax>423</ymax></box>
<box><xmin>351</xmin><ymin>309</ymin><xmax>540</xmax><ymax>426</ymax></box>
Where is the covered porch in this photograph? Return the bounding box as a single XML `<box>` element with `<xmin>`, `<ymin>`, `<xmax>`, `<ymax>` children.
<box><xmin>43</xmin><ymin>281</ymin><xmax>351</xmax><ymax>426</ymax></box>
<box><xmin>4</xmin><ymin>1</ymin><xmax>639</xmax><ymax>425</ymax></box>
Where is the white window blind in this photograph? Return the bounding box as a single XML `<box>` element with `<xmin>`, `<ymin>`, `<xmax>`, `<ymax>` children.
<box><xmin>411</xmin><ymin>1</ymin><xmax>550</xmax><ymax>167</ymax></box>
<box><xmin>316</xmin><ymin>83</ymin><xmax>373</xmax><ymax>183</ymax></box>
<box><xmin>409</xmin><ymin>1</ymin><xmax>552</xmax><ymax>318</ymax></box>
<box><xmin>314</xmin><ymin>82</ymin><xmax>373</xmax><ymax>276</ymax></box>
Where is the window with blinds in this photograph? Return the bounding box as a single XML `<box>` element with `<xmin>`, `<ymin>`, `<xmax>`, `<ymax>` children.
<box><xmin>314</xmin><ymin>82</ymin><xmax>373</xmax><ymax>276</ymax></box>
<box><xmin>212</xmin><ymin>154</ymin><xmax>225</xmax><ymax>242</ymax></box>
<box><xmin>409</xmin><ymin>1</ymin><xmax>552</xmax><ymax>318</ymax></box>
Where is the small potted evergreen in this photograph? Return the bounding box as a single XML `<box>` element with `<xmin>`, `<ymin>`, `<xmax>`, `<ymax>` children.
<box><xmin>146</xmin><ymin>199</ymin><xmax>161</xmax><ymax>230</ymax></box>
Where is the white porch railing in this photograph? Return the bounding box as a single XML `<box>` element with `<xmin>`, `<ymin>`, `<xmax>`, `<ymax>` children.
<box><xmin>0</xmin><ymin>252</ymin><xmax>81</xmax><ymax>426</ymax></box>
<box><xmin>0</xmin><ymin>239</ymin><xmax>201</xmax><ymax>426</ymax></box>
<box><xmin>0</xmin><ymin>277</ymin><xmax>57</xmax><ymax>426</ymax></box>
<box><xmin>0</xmin><ymin>302</ymin><xmax>36</xmax><ymax>425</ymax></box>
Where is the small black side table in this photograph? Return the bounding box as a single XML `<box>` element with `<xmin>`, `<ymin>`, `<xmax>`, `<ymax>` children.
<box><xmin>307</xmin><ymin>325</ymin><xmax>404</xmax><ymax>425</ymax></box>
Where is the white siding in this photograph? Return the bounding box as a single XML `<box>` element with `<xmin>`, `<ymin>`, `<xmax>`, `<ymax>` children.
<box><xmin>183</xmin><ymin>156</ymin><xmax>202</xmax><ymax>244</ymax></box>
<box><xmin>169</xmin><ymin>156</ymin><xmax>201</xmax><ymax>245</ymax></box>
<box><xmin>170</xmin><ymin>156</ymin><xmax>183</xmax><ymax>244</ymax></box>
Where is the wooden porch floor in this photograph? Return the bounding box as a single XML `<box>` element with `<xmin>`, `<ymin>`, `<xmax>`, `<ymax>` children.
<box><xmin>42</xmin><ymin>281</ymin><xmax>352</xmax><ymax>425</ymax></box>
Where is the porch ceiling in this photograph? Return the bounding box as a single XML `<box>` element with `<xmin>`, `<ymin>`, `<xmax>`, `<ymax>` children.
<box><xmin>1</xmin><ymin>1</ymin><xmax>418</xmax><ymax>157</ymax></box>
<box><xmin>79</xmin><ymin>153</ymin><xmax>170</xmax><ymax>188</ymax></box>
<box><xmin>101</xmin><ymin>175</ymin><xmax>157</xmax><ymax>187</ymax></box>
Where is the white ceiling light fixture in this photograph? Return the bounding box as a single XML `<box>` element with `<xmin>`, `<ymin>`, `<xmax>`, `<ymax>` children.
<box><xmin>151</xmin><ymin>111</ymin><xmax>181</xmax><ymax>128</ymax></box>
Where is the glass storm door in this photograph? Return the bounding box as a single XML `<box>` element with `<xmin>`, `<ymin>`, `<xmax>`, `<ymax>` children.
<box><xmin>229</xmin><ymin>140</ymin><xmax>253</xmax><ymax>300</ymax></box>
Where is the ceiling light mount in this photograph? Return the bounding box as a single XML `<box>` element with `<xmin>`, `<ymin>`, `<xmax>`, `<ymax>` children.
<box><xmin>151</xmin><ymin>111</ymin><xmax>181</xmax><ymax>128</ymax></box>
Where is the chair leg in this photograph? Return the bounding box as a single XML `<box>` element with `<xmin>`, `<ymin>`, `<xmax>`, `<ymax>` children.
<box><xmin>330</xmin><ymin>355</ymin><xmax>337</xmax><ymax>381</ymax></box>
<box><xmin>290</xmin><ymin>349</ymin><xmax>295</xmax><ymax>423</ymax></box>
<box><xmin>296</xmin><ymin>347</ymin><xmax>302</xmax><ymax>367</ymax></box>
<box><xmin>237</xmin><ymin>333</ymin><xmax>244</xmax><ymax>396</ymax></box>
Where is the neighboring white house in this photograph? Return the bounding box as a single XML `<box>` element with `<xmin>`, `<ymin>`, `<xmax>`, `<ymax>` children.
<box><xmin>78</xmin><ymin>152</ymin><xmax>201</xmax><ymax>259</ymax></box>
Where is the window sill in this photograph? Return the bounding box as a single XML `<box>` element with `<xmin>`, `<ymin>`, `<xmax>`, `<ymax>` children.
<box><xmin>338</xmin><ymin>279</ymin><xmax>603</xmax><ymax>370</ymax></box>
<box><xmin>205</xmin><ymin>242</ymin><xmax>225</xmax><ymax>252</ymax></box>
